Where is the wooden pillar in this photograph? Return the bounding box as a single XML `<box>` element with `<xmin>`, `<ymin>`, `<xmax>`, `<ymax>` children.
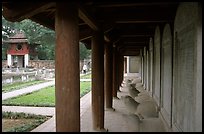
<box><xmin>118</xmin><ymin>54</ymin><xmax>121</xmax><ymax>87</ymax></box>
<box><xmin>55</xmin><ymin>2</ymin><xmax>80</xmax><ymax>132</ymax></box>
<box><xmin>140</xmin><ymin>49</ymin><xmax>143</xmax><ymax>82</ymax></box>
<box><xmin>124</xmin><ymin>57</ymin><xmax>127</xmax><ymax>73</ymax></box>
<box><xmin>91</xmin><ymin>30</ymin><xmax>105</xmax><ymax>131</ymax></box>
<box><xmin>119</xmin><ymin>55</ymin><xmax>124</xmax><ymax>87</ymax></box>
<box><xmin>112</xmin><ymin>46</ymin><xmax>118</xmax><ymax>98</ymax></box>
<box><xmin>115</xmin><ymin>51</ymin><xmax>120</xmax><ymax>91</ymax></box>
<box><xmin>121</xmin><ymin>56</ymin><xmax>124</xmax><ymax>84</ymax></box>
<box><xmin>105</xmin><ymin>42</ymin><xmax>114</xmax><ymax>109</ymax></box>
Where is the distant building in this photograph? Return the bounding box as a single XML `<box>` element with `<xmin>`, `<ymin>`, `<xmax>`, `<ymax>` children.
<box><xmin>3</xmin><ymin>32</ymin><xmax>39</xmax><ymax>68</ymax></box>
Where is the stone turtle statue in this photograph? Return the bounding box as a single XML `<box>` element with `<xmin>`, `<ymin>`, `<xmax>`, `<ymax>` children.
<box><xmin>128</xmin><ymin>86</ymin><xmax>140</xmax><ymax>98</ymax></box>
<box><xmin>135</xmin><ymin>101</ymin><xmax>159</xmax><ymax>119</ymax></box>
<box><xmin>121</xmin><ymin>95</ymin><xmax>140</xmax><ymax>114</ymax></box>
<box><xmin>121</xmin><ymin>95</ymin><xmax>159</xmax><ymax>120</ymax></box>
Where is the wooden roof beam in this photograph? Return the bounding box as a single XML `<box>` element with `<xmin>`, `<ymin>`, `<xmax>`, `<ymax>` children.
<box><xmin>115</xmin><ymin>20</ymin><xmax>170</xmax><ymax>24</ymax></box>
<box><xmin>118</xmin><ymin>45</ymin><xmax>147</xmax><ymax>49</ymax></box>
<box><xmin>121</xmin><ymin>35</ymin><xmax>152</xmax><ymax>37</ymax></box>
<box><xmin>78</xmin><ymin>6</ymin><xmax>110</xmax><ymax>42</ymax></box>
<box><xmin>121</xmin><ymin>50</ymin><xmax>141</xmax><ymax>56</ymax></box>
<box><xmin>78</xmin><ymin>6</ymin><xmax>99</xmax><ymax>31</ymax></box>
<box><xmin>95</xmin><ymin>2</ymin><xmax>178</xmax><ymax>8</ymax></box>
<box><xmin>123</xmin><ymin>42</ymin><xmax>147</xmax><ymax>44</ymax></box>
<box><xmin>2</xmin><ymin>2</ymin><xmax>56</xmax><ymax>22</ymax></box>
<box><xmin>79</xmin><ymin>29</ymin><xmax>93</xmax><ymax>41</ymax></box>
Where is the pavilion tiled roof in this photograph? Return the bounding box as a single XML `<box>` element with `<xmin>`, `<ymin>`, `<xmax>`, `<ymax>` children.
<box><xmin>3</xmin><ymin>32</ymin><xmax>28</xmax><ymax>43</ymax></box>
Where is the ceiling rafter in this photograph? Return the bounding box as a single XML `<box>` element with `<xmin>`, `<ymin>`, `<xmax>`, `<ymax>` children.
<box><xmin>2</xmin><ymin>2</ymin><xmax>56</xmax><ymax>22</ymax></box>
<box><xmin>78</xmin><ymin>6</ymin><xmax>110</xmax><ymax>42</ymax></box>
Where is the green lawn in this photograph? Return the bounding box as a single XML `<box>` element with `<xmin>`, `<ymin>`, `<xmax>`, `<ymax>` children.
<box><xmin>2</xmin><ymin>80</ymin><xmax>46</xmax><ymax>93</ymax></box>
<box><xmin>80</xmin><ymin>73</ymin><xmax>91</xmax><ymax>79</ymax></box>
<box><xmin>2</xmin><ymin>81</ymin><xmax>91</xmax><ymax>107</ymax></box>
<box><xmin>80</xmin><ymin>81</ymin><xmax>91</xmax><ymax>97</ymax></box>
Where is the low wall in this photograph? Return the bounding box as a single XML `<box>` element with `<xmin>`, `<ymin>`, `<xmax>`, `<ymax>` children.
<box><xmin>2</xmin><ymin>60</ymin><xmax>7</xmax><ymax>68</ymax></box>
<box><xmin>2</xmin><ymin>60</ymin><xmax>55</xmax><ymax>69</ymax></box>
<box><xmin>28</xmin><ymin>60</ymin><xmax>55</xmax><ymax>69</ymax></box>
<box><xmin>3</xmin><ymin>60</ymin><xmax>91</xmax><ymax>71</ymax></box>
<box><xmin>2</xmin><ymin>72</ymin><xmax>37</xmax><ymax>85</ymax></box>
<box><xmin>2</xmin><ymin>68</ymin><xmax>55</xmax><ymax>85</ymax></box>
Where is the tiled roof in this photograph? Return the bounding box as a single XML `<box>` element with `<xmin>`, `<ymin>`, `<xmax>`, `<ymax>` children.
<box><xmin>3</xmin><ymin>32</ymin><xmax>28</xmax><ymax>43</ymax></box>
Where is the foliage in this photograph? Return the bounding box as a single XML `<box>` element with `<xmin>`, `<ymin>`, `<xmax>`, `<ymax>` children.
<box><xmin>2</xmin><ymin>111</ymin><xmax>47</xmax><ymax>119</ymax></box>
<box><xmin>18</xmin><ymin>19</ymin><xmax>55</xmax><ymax>60</ymax></box>
<box><xmin>2</xmin><ymin>16</ymin><xmax>55</xmax><ymax>60</ymax></box>
<box><xmin>2</xmin><ymin>16</ymin><xmax>91</xmax><ymax>60</ymax></box>
<box><xmin>2</xmin><ymin>111</ymin><xmax>50</xmax><ymax>132</ymax></box>
<box><xmin>80</xmin><ymin>81</ymin><xmax>91</xmax><ymax>97</ymax></box>
<box><xmin>80</xmin><ymin>73</ymin><xmax>91</xmax><ymax>79</ymax></box>
<box><xmin>2</xmin><ymin>17</ymin><xmax>17</xmax><ymax>39</ymax></box>
<box><xmin>79</xmin><ymin>42</ymin><xmax>91</xmax><ymax>60</ymax></box>
<box><xmin>2</xmin><ymin>86</ymin><xmax>56</xmax><ymax>107</ymax></box>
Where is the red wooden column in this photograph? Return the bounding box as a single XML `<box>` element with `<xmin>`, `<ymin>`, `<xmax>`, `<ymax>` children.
<box><xmin>91</xmin><ymin>30</ymin><xmax>106</xmax><ymax>131</ymax></box>
<box><xmin>104</xmin><ymin>42</ymin><xmax>114</xmax><ymax>110</ymax></box>
<box><xmin>55</xmin><ymin>3</ymin><xmax>80</xmax><ymax>132</ymax></box>
<box><xmin>112</xmin><ymin>46</ymin><xmax>118</xmax><ymax>98</ymax></box>
<box><xmin>118</xmin><ymin>54</ymin><xmax>123</xmax><ymax>89</ymax></box>
<box><xmin>122</xmin><ymin>56</ymin><xmax>124</xmax><ymax>84</ymax></box>
<box><xmin>124</xmin><ymin>57</ymin><xmax>127</xmax><ymax>73</ymax></box>
<box><xmin>116</xmin><ymin>51</ymin><xmax>121</xmax><ymax>92</ymax></box>
<box><xmin>120</xmin><ymin>55</ymin><xmax>124</xmax><ymax>86</ymax></box>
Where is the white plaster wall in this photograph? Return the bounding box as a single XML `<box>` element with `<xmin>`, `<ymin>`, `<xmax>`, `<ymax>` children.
<box><xmin>7</xmin><ymin>54</ymin><xmax>12</xmax><ymax>66</ymax></box>
<box><xmin>24</xmin><ymin>54</ymin><xmax>29</xmax><ymax>68</ymax></box>
<box><xmin>129</xmin><ymin>56</ymin><xmax>140</xmax><ymax>73</ymax></box>
<box><xmin>143</xmin><ymin>47</ymin><xmax>147</xmax><ymax>89</ymax></box>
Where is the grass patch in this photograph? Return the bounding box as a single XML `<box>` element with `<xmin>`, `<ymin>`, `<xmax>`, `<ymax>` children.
<box><xmin>2</xmin><ymin>80</ymin><xmax>46</xmax><ymax>93</ymax></box>
<box><xmin>80</xmin><ymin>73</ymin><xmax>91</xmax><ymax>79</ymax></box>
<box><xmin>80</xmin><ymin>81</ymin><xmax>91</xmax><ymax>97</ymax></box>
<box><xmin>2</xmin><ymin>111</ymin><xmax>51</xmax><ymax>132</ymax></box>
<box><xmin>2</xmin><ymin>86</ymin><xmax>55</xmax><ymax>107</ymax></box>
<box><xmin>2</xmin><ymin>82</ymin><xmax>91</xmax><ymax>107</ymax></box>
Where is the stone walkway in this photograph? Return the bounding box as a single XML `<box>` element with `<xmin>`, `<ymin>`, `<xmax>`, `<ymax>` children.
<box><xmin>2</xmin><ymin>80</ymin><xmax>55</xmax><ymax>101</ymax></box>
<box><xmin>2</xmin><ymin>106</ymin><xmax>55</xmax><ymax>116</ymax></box>
<box><xmin>80</xmin><ymin>79</ymin><xmax>91</xmax><ymax>82</ymax></box>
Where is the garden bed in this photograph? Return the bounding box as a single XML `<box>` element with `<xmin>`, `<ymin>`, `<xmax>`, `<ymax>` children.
<box><xmin>2</xmin><ymin>111</ymin><xmax>51</xmax><ymax>132</ymax></box>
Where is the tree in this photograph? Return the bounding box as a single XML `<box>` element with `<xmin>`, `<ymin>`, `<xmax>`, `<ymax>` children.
<box><xmin>2</xmin><ymin>16</ymin><xmax>91</xmax><ymax>60</ymax></box>
<box><xmin>79</xmin><ymin>42</ymin><xmax>91</xmax><ymax>60</ymax></box>
<box><xmin>2</xmin><ymin>16</ymin><xmax>56</xmax><ymax>60</ymax></box>
<box><xmin>2</xmin><ymin>16</ymin><xmax>18</xmax><ymax>39</ymax></box>
<box><xmin>2</xmin><ymin>16</ymin><xmax>18</xmax><ymax>60</ymax></box>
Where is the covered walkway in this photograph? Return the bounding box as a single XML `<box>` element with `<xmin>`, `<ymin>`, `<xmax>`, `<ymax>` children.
<box><xmin>2</xmin><ymin>2</ymin><xmax>202</xmax><ymax>132</ymax></box>
<box><xmin>81</xmin><ymin>74</ymin><xmax>165</xmax><ymax>132</ymax></box>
